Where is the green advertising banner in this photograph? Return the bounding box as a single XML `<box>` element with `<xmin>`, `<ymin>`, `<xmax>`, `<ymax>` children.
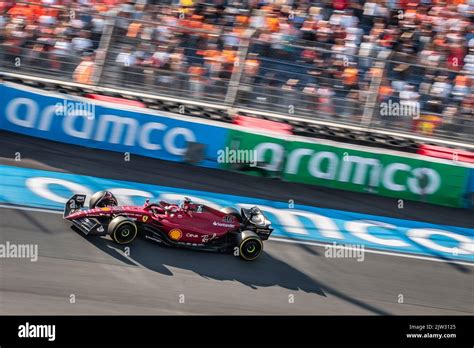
<box><xmin>222</xmin><ymin>129</ymin><xmax>470</xmax><ymax>207</ymax></box>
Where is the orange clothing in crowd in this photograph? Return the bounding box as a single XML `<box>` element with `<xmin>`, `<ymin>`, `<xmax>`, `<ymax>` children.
<box><xmin>94</xmin><ymin>4</ymin><xmax>109</xmax><ymax>13</ymax></box>
<box><xmin>455</xmin><ymin>75</ymin><xmax>469</xmax><ymax>87</ymax></box>
<box><xmin>343</xmin><ymin>67</ymin><xmax>358</xmax><ymax>86</ymax></box>
<box><xmin>190</xmin><ymin>15</ymin><xmax>203</xmax><ymax>26</ymax></box>
<box><xmin>200</xmin><ymin>49</ymin><xmax>220</xmax><ymax>61</ymax></box>
<box><xmin>244</xmin><ymin>59</ymin><xmax>260</xmax><ymax>75</ymax></box>
<box><xmin>266</xmin><ymin>16</ymin><xmax>279</xmax><ymax>32</ymax></box>
<box><xmin>7</xmin><ymin>5</ymin><xmax>35</xmax><ymax>21</ymax></box>
<box><xmin>416</xmin><ymin>115</ymin><xmax>441</xmax><ymax>135</ymax></box>
<box><xmin>73</xmin><ymin>61</ymin><xmax>95</xmax><ymax>84</ymax></box>
<box><xmin>236</xmin><ymin>15</ymin><xmax>249</xmax><ymax>25</ymax></box>
<box><xmin>222</xmin><ymin>49</ymin><xmax>237</xmax><ymax>64</ymax></box>
<box><xmin>232</xmin><ymin>27</ymin><xmax>245</xmax><ymax>38</ymax></box>
<box><xmin>127</xmin><ymin>22</ymin><xmax>142</xmax><ymax>38</ymax></box>
<box><xmin>188</xmin><ymin>66</ymin><xmax>205</xmax><ymax>81</ymax></box>
<box><xmin>202</xmin><ymin>23</ymin><xmax>214</xmax><ymax>32</ymax></box>
<box><xmin>8</xmin><ymin>3</ymin><xmax>60</xmax><ymax>22</ymax></box>
<box><xmin>369</xmin><ymin>66</ymin><xmax>383</xmax><ymax>79</ymax></box>
<box><xmin>379</xmin><ymin>85</ymin><xmax>393</xmax><ymax>99</ymax></box>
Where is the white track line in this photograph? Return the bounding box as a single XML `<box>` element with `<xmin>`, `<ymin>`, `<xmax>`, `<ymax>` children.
<box><xmin>269</xmin><ymin>237</ymin><xmax>474</xmax><ymax>267</ymax></box>
<box><xmin>1</xmin><ymin>203</ymin><xmax>473</xmax><ymax>267</ymax></box>
<box><xmin>0</xmin><ymin>204</ymin><xmax>63</xmax><ymax>214</ymax></box>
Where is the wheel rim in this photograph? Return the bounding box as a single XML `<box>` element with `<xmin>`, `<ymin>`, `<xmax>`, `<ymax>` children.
<box><xmin>114</xmin><ymin>224</ymin><xmax>136</xmax><ymax>244</ymax></box>
<box><xmin>240</xmin><ymin>238</ymin><xmax>262</xmax><ymax>260</ymax></box>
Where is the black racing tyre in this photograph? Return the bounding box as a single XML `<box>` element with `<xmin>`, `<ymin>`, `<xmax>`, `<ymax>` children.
<box><xmin>220</xmin><ymin>207</ymin><xmax>243</xmax><ymax>223</ymax></box>
<box><xmin>89</xmin><ymin>191</ymin><xmax>118</xmax><ymax>209</ymax></box>
<box><xmin>237</xmin><ymin>230</ymin><xmax>263</xmax><ymax>261</ymax></box>
<box><xmin>108</xmin><ymin>216</ymin><xmax>137</xmax><ymax>245</ymax></box>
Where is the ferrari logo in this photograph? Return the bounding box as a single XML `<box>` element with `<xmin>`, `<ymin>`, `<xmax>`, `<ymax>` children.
<box><xmin>168</xmin><ymin>229</ymin><xmax>182</xmax><ymax>241</ymax></box>
<box><xmin>142</xmin><ymin>216</ymin><xmax>148</xmax><ymax>222</ymax></box>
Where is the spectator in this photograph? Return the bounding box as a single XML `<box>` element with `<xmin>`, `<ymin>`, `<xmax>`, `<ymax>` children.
<box><xmin>115</xmin><ymin>45</ymin><xmax>136</xmax><ymax>87</ymax></box>
<box><xmin>71</xmin><ymin>30</ymin><xmax>93</xmax><ymax>54</ymax></box>
<box><xmin>73</xmin><ymin>52</ymin><xmax>95</xmax><ymax>84</ymax></box>
<box><xmin>188</xmin><ymin>64</ymin><xmax>205</xmax><ymax>98</ymax></box>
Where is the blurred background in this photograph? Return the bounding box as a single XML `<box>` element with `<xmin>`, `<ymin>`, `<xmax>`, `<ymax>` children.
<box><xmin>0</xmin><ymin>0</ymin><xmax>473</xmax><ymax>142</ymax></box>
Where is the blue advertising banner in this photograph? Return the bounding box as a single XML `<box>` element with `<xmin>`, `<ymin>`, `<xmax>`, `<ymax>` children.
<box><xmin>0</xmin><ymin>83</ymin><xmax>228</xmax><ymax>168</ymax></box>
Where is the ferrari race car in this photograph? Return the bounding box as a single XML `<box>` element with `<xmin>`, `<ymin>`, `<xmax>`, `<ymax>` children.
<box><xmin>63</xmin><ymin>191</ymin><xmax>273</xmax><ymax>261</ymax></box>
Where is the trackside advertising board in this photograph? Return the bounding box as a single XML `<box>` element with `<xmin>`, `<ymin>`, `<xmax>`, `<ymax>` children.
<box><xmin>222</xmin><ymin>129</ymin><xmax>471</xmax><ymax>208</ymax></box>
<box><xmin>1</xmin><ymin>82</ymin><xmax>471</xmax><ymax>208</ymax></box>
<box><xmin>0</xmin><ymin>83</ymin><xmax>228</xmax><ymax>168</ymax></box>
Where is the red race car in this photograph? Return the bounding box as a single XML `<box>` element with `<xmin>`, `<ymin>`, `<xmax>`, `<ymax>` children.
<box><xmin>63</xmin><ymin>191</ymin><xmax>273</xmax><ymax>261</ymax></box>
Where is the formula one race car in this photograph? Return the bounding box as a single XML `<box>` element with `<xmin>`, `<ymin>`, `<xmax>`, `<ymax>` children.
<box><xmin>63</xmin><ymin>191</ymin><xmax>273</xmax><ymax>261</ymax></box>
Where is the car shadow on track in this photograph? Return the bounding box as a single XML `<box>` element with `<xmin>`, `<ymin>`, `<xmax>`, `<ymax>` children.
<box><xmin>75</xmin><ymin>230</ymin><xmax>326</xmax><ymax>296</ymax></box>
<box><xmin>74</xmin><ymin>229</ymin><xmax>393</xmax><ymax>314</ymax></box>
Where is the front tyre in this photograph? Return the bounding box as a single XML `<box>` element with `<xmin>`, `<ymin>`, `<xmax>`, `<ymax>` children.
<box><xmin>108</xmin><ymin>216</ymin><xmax>137</xmax><ymax>245</ymax></box>
<box><xmin>237</xmin><ymin>230</ymin><xmax>263</xmax><ymax>261</ymax></box>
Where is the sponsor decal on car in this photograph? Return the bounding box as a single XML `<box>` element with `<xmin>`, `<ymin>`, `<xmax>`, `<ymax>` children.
<box><xmin>202</xmin><ymin>233</ymin><xmax>217</xmax><ymax>243</ymax></box>
<box><xmin>212</xmin><ymin>221</ymin><xmax>234</xmax><ymax>228</ymax></box>
<box><xmin>145</xmin><ymin>235</ymin><xmax>161</xmax><ymax>243</ymax></box>
<box><xmin>100</xmin><ymin>207</ymin><xmax>111</xmax><ymax>211</ymax></box>
<box><xmin>186</xmin><ymin>233</ymin><xmax>199</xmax><ymax>238</ymax></box>
<box><xmin>142</xmin><ymin>215</ymin><xmax>148</xmax><ymax>222</ymax></box>
<box><xmin>168</xmin><ymin>228</ymin><xmax>183</xmax><ymax>241</ymax></box>
<box><xmin>179</xmin><ymin>242</ymin><xmax>204</xmax><ymax>247</ymax></box>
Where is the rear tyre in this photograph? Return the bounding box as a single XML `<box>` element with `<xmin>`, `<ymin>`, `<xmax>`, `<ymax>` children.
<box><xmin>220</xmin><ymin>207</ymin><xmax>242</xmax><ymax>223</ymax></box>
<box><xmin>108</xmin><ymin>216</ymin><xmax>137</xmax><ymax>245</ymax></box>
<box><xmin>237</xmin><ymin>230</ymin><xmax>263</xmax><ymax>261</ymax></box>
<box><xmin>89</xmin><ymin>191</ymin><xmax>118</xmax><ymax>209</ymax></box>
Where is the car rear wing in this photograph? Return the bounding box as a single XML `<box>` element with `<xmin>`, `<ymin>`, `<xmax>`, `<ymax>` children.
<box><xmin>241</xmin><ymin>206</ymin><xmax>274</xmax><ymax>241</ymax></box>
<box><xmin>64</xmin><ymin>194</ymin><xmax>86</xmax><ymax>218</ymax></box>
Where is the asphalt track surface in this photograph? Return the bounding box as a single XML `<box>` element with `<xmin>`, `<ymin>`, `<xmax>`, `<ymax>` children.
<box><xmin>0</xmin><ymin>131</ymin><xmax>473</xmax><ymax>315</ymax></box>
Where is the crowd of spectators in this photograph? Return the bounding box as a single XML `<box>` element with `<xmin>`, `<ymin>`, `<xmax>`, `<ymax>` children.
<box><xmin>0</xmin><ymin>0</ymin><xmax>473</xmax><ymax>137</ymax></box>
<box><xmin>0</xmin><ymin>0</ymin><xmax>116</xmax><ymax>81</ymax></box>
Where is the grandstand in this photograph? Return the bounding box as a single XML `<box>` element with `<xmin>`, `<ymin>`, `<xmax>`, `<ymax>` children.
<box><xmin>0</xmin><ymin>0</ymin><xmax>473</xmax><ymax>142</ymax></box>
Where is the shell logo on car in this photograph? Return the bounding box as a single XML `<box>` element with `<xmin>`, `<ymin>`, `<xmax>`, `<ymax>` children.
<box><xmin>168</xmin><ymin>228</ymin><xmax>183</xmax><ymax>241</ymax></box>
